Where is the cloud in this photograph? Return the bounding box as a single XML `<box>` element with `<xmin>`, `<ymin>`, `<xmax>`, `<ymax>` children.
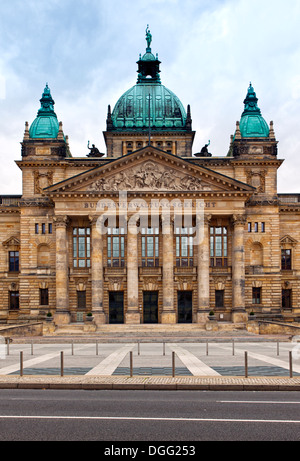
<box><xmin>0</xmin><ymin>0</ymin><xmax>300</xmax><ymax>194</ymax></box>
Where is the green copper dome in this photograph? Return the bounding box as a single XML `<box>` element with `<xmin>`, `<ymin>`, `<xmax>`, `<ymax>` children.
<box><xmin>110</xmin><ymin>29</ymin><xmax>188</xmax><ymax>132</ymax></box>
<box><xmin>29</xmin><ymin>84</ymin><xmax>60</xmax><ymax>139</ymax></box>
<box><xmin>239</xmin><ymin>84</ymin><xmax>269</xmax><ymax>138</ymax></box>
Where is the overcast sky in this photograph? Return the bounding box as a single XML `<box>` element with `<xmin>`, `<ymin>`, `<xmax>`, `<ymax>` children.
<box><xmin>0</xmin><ymin>0</ymin><xmax>300</xmax><ymax>194</ymax></box>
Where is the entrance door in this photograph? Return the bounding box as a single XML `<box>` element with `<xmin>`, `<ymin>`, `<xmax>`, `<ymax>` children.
<box><xmin>109</xmin><ymin>291</ymin><xmax>124</xmax><ymax>324</ymax></box>
<box><xmin>143</xmin><ymin>291</ymin><xmax>158</xmax><ymax>323</ymax></box>
<box><xmin>178</xmin><ymin>291</ymin><xmax>193</xmax><ymax>323</ymax></box>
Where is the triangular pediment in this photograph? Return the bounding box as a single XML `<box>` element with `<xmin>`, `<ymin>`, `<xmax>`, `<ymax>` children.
<box><xmin>280</xmin><ymin>235</ymin><xmax>298</xmax><ymax>246</ymax></box>
<box><xmin>46</xmin><ymin>147</ymin><xmax>254</xmax><ymax>195</ymax></box>
<box><xmin>2</xmin><ymin>236</ymin><xmax>20</xmax><ymax>248</ymax></box>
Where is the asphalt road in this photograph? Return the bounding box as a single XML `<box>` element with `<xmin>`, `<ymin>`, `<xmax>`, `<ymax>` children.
<box><xmin>0</xmin><ymin>389</ymin><xmax>299</xmax><ymax>443</ymax></box>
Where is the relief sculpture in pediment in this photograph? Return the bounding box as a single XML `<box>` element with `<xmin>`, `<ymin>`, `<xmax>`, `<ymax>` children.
<box><xmin>87</xmin><ymin>161</ymin><xmax>211</xmax><ymax>192</ymax></box>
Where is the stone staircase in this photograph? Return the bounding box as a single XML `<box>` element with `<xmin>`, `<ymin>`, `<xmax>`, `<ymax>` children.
<box><xmin>51</xmin><ymin>322</ymin><xmax>245</xmax><ymax>341</ymax></box>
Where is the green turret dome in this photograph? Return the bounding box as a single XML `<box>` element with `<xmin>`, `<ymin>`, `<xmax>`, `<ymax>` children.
<box><xmin>109</xmin><ymin>30</ymin><xmax>189</xmax><ymax>132</ymax></box>
<box><xmin>29</xmin><ymin>84</ymin><xmax>60</xmax><ymax>139</ymax></box>
<box><xmin>239</xmin><ymin>84</ymin><xmax>269</xmax><ymax>138</ymax></box>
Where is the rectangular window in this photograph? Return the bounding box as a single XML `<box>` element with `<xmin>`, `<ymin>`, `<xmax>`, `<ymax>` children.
<box><xmin>42</xmin><ymin>223</ymin><xmax>46</xmax><ymax>234</ymax></box>
<box><xmin>282</xmin><ymin>249</ymin><xmax>292</xmax><ymax>270</ymax></box>
<box><xmin>254</xmin><ymin>222</ymin><xmax>259</xmax><ymax>233</ymax></box>
<box><xmin>252</xmin><ymin>287</ymin><xmax>261</xmax><ymax>304</ymax></box>
<box><xmin>35</xmin><ymin>223</ymin><xmax>39</xmax><ymax>234</ymax></box>
<box><xmin>261</xmin><ymin>222</ymin><xmax>265</xmax><ymax>233</ymax></box>
<box><xmin>210</xmin><ymin>227</ymin><xmax>228</xmax><ymax>267</ymax></box>
<box><xmin>73</xmin><ymin>227</ymin><xmax>91</xmax><ymax>268</ymax></box>
<box><xmin>248</xmin><ymin>222</ymin><xmax>252</xmax><ymax>232</ymax></box>
<box><xmin>107</xmin><ymin>228</ymin><xmax>125</xmax><ymax>267</ymax></box>
<box><xmin>9</xmin><ymin>251</ymin><xmax>19</xmax><ymax>272</ymax></box>
<box><xmin>141</xmin><ymin>227</ymin><xmax>159</xmax><ymax>267</ymax></box>
<box><xmin>215</xmin><ymin>290</ymin><xmax>224</xmax><ymax>308</ymax></box>
<box><xmin>175</xmin><ymin>227</ymin><xmax>194</xmax><ymax>267</ymax></box>
<box><xmin>77</xmin><ymin>291</ymin><xmax>86</xmax><ymax>309</ymax></box>
<box><xmin>40</xmin><ymin>288</ymin><xmax>49</xmax><ymax>306</ymax></box>
<box><xmin>282</xmin><ymin>289</ymin><xmax>292</xmax><ymax>310</ymax></box>
<box><xmin>9</xmin><ymin>291</ymin><xmax>19</xmax><ymax>310</ymax></box>
<box><xmin>48</xmin><ymin>223</ymin><xmax>52</xmax><ymax>234</ymax></box>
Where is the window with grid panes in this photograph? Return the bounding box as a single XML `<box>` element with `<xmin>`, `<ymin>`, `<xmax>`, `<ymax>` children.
<box><xmin>175</xmin><ymin>227</ymin><xmax>194</xmax><ymax>267</ymax></box>
<box><xmin>9</xmin><ymin>291</ymin><xmax>19</xmax><ymax>310</ymax></box>
<box><xmin>40</xmin><ymin>288</ymin><xmax>49</xmax><ymax>306</ymax></box>
<box><xmin>107</xmin><ymin>228</ymin><xmax>125</xmax><ymax>267</ymax></box>
<box><xmin>9</xmin><ymin>251</ymin><xmax>19</xmax><ymax>272</ymax></box>
<box><xmin>210</xmin><ymin>227</ymin><xmax>228</xmax><ymax>267</ymax></box>
<box><xmin>281</xmin><ymin>249</ymin><xmax>292</xmax><ymax>270</ymax></box>
<box><xmin>141</xmin><ymin>228</ymin><xmax>159</xmax><ymax>267</ymax></box>
<box><xmin>72</xmin><ymin>227</ymin><xmax>91</xmax><ymax>268</ymax></box>
<box><xmin>252</xmin><ymin>287</ymin><xmax>261</xmax><ymax>304</ymax></box>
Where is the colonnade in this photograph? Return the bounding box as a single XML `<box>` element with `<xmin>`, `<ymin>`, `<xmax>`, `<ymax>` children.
<box><xmin>53</xmin><ymin>213</ymin><xmax>247</xmax><ymax>325</ymax></box>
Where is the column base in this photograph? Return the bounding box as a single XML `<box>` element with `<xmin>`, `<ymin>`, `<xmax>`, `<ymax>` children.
<box><xmin>92</xmin><ymin>312</ymin><xmax>107</xmax><ymax>325</ymax></box>
<box><xmin>161</xmin><ymin>312</ymin><xmax>177</xmax><ymax>324</ymax></box>
<box><xmin>125</xmin><ymin>311</ymin><xmax>141</xmax><ymax>324</ymax></box>
<box><xmin>196</xmin><ymin>311</ymin><xmax>210</xmax><ymax>324</ymax></box>
<box><xmin>54</xmin><ymin>311</ymin><xmax>71</xmax><ymax>326</ymax></box>
<box><xmin>231</xmin><ymin>310</ymin><xmax>248</xmax><ymax>324</ymax></box>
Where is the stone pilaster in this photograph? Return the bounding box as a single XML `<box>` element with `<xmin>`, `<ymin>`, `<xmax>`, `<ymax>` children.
<box><xmin>126</xmin><ymin>221</ymin><xmax>140</xmax><ymax>324</ymax></box>
<box><xmin>89</xmin><ymin>216</ymin><xmax>106</xmax><ymax>325</ymax></box>
<box><xmin>161</xmin><ymin>216</ymin><xmax>176</xmax><ymax>323</ymax></box>
<box><xmin>53</xmin><ymin>215</ymin><xmax>70</xmax><ymax>325</ymax></box>
<box><xmin>232</xmin><ymin>214</ymin><xmax>248</xmax><ymax>323</ymax></box>
<box><xmin>197</xmin><ymin>214</ymin><xmax>211</xmax><ymax>323</ymax></box>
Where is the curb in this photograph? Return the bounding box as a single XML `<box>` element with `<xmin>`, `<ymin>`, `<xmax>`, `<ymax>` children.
<box><xmin>1</xmin><ymin>376</ymin><xmax>300</xmax><ymax>391</ymax></box>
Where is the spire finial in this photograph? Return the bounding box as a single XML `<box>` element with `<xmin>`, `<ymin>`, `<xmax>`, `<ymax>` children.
<box><xmin>146</xmin><ymin>24</ymin><xmax>152</xmax><ymax>51</ymax></box>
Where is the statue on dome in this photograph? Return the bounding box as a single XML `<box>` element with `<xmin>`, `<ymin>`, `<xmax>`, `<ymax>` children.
<box><xmin>146</xmin><ymin>25</ymin><xmax>152</xmax><ymax>49</ymax></box>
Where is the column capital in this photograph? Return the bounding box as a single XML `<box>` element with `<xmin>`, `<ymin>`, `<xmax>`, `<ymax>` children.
<box><xmin>232</xmin><ymin>213</ymin><xmax>247</xmax><ymax>227</ymax></box>
<box><xmin>196</xmin><ymin>213</ymin><xmax>212</xmax><ymax>225</ymax></box>
<box><xmin>53</xmin><ymin>215</ymin><xmax>69</xmax><ymax>228</ymax></box>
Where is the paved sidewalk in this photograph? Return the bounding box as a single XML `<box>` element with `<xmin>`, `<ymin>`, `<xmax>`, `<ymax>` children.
<box><xmin>1</xmin><ymin>335</ymin><xmax>300</xmax><ymax>390</ymax></box>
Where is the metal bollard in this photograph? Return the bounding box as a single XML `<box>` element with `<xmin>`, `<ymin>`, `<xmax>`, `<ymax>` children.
<box><xmin>244</xmin><ymin>351</ymin><xmax>248</xmax><ymax>378</ymax></box>
<box><xmin>138</xmin><ymin>341</ymin><xmax>140</xmax><ymax>356</ymax></box>
<box><xmin>277</xmin><ymin>340</ymin><xmax>280</xmax><ymax>356</ymax></box>
<box><xmin>163</xmin><ymin>342</ymin><xmax>165</xmax><ymax>356</ymax></box>
<box><xmin>31</xmin><ymin>341</ymin><xmax>33</xmax><ymax>356</ymax></box>
<box><xmin>20</xmin><ymin>351</ymin><xmax>23</xmax><ymax>377</ymax></box>
<box><xmin>289</xmin><ymin>351</ymin><xmax>293</xmax><ymax>378</ymax></box>
<box><xmin>60</xmin><ymin>351</ymin><xmax>64</xmax><ymax>377</ymax></box>
<box><xmin>96</xmin><ymin>340</ymin><xmax>98</xmax><ymax>356</ymax></box>
<box><xmin>130</xmin><ymin>351</ymin><xmax>133</xmax><ymax>377</ymax></box>
<box><xmin>71</xmin><ymin>340</ymin><xmax>74</xmax><ymax>356</ymax></box>
<box><xmin>7</xmin><ymin>338</ymin><xmax>9</xmax><ymax>356</ymax></box>
<box><xmin>232</xmin><ymin>339</ymin><xmax>235</xmax><ymax>356</ymax></box>
<box><xmin>172</xmin><ymin>351</ymin><xmax>175</xmax><ymax>377</ymax></box>
<box><xmin>206</xmin><ymin>340</ymin><xmax>208</xmax><ymax>356</ymax></box>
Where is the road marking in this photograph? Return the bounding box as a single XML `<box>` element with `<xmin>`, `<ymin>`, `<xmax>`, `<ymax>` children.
<box><xmin>215</xmin><ymin>344</ymin><xmax>300</xmax><ymax>374</ymax></box>
<box><xmin>169</xmin><ymin>344</ymin><xmax>220</xmax><ymax>376</ymax></box>
<box><xmin>219</xmin><ymin>401</ymin><xmax>300</xmax><ymax>405</ymax></box>
<box><xmin>85</xmin><ymin>344</ymin><xmax>135</xmax><ymax>375</ymax></box>
<box><xmin>0</xmin><ymin>415</ymin><xmax>300</xmax><ymax>424</ymax></box>
<box><xmin>0</xmin><ymin>344</ymin><xmax>92</xmax><ymax>375</ymax></box>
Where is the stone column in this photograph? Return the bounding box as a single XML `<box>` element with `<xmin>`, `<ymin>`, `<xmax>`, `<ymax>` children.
<box><xmin>90</xmin><ymin>216</ymin><xmax>106</xmax><ymax>325</ymax></box>
<box><xmin>231</xmin><ymin>214</ymin><xmax>248</xmax><ymax>323</ymax></box>
<box><xmin>126</xmin><ymin>221</ymin><xmax>140</xmax><ymax>324</ymax></box>
<box><xmin>197</xmin><ymin>214</ymin><xmax>211</xmax><ymax>324</ymax></box>
<box><xmin>54</xmin><ymin>215</ymin><xmax>70</xmax><ymax>325</ymax></box>
<box><xmin>161</xmin><ymin>216</ymin><xmax>176</xmax><ymax>323</ymax></box>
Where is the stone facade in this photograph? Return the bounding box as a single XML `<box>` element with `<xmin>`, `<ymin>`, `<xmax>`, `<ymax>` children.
<box><xmin>1</xmin><ymin>42</ymin><xmax>300</xmax><ymax>331</ymax></box>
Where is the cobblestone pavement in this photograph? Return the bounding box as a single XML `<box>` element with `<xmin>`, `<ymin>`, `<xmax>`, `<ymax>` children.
<box><xmin>1</xmin><ymin>333</ymin><xmax>300</xmax><ymax>390</ymax></box>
